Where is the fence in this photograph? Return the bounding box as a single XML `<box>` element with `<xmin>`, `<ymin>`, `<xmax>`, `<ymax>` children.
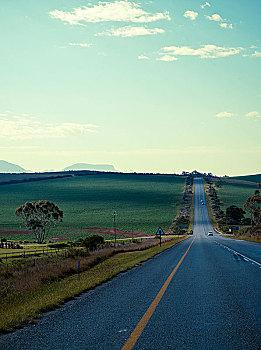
<box><xmin>0</xmin><ymin>247</ymin><xmax>64</xmax><ymax>260</ymax></box>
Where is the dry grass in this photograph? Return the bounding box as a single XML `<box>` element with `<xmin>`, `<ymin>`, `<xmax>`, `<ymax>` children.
<box><xmin>203</xmin><ymin>179</ymin><xmax>219</xmax><ymax>230</ymax></box>
<box><xmin>0</xmin><ymin>237</ymin><xmax>187</xmax><ymax>333</ymax></box>
<box><xmin>188</xmin><ymin>182</ymin><xmax>194</xmax><ymax>232</ymax></box>
<box><xmin>221</xmin><ymin>235</ymin><xmax>261</xmax><ymax>244</ymax></box>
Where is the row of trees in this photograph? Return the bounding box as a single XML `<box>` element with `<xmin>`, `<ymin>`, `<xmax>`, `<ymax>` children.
<box><xmin>205</xmin><ymin>178</ymin><xmax>261</xmax><ymax>235</ymax></box>
<box><xmin>169</xmin><ymin>175</ymin><xmax>194</xmax><ymax>234</ymax></box>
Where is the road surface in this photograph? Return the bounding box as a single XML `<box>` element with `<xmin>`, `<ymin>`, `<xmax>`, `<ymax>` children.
<box><xmin>0</xmin><ymin>178</ymin><xmax>260</xmax><ymax>349</ymax></box>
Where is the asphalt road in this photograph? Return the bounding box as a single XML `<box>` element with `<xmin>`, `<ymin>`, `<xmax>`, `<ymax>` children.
<box><xmin>0</xmin><ymin>178</ymin><xmax>260</xmax><ymax>350</ymax></box>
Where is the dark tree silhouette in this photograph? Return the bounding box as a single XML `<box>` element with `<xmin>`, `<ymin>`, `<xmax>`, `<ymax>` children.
<box><xmin>244</xmin><ymin>190</ymin><xmax>261</xmax><ymax>226</ymax></box>
<box><xmin>15</xmin><ymin>200</ymin><xmax>63</xmax><ymax>243</ymax></box>
<box><xmin>225</xmin><ymin>205</ymin><xmax>245</xmax><ymax>225</ymax></box>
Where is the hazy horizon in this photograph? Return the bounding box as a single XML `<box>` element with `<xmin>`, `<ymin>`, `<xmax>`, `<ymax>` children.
<box><xmin>0</xmin><ymin>158</ymin><xmax>260</xmax><ymax>178</ymax></box>
<box><xmin>1</xmin><ymin>1</ymin><xmax>260</xmax><ymax>176</ymax></box>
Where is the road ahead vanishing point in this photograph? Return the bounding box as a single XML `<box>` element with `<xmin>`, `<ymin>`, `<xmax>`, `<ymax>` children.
<box><xmin>0</xmin><ymin>178</ymin><xmax>260</xmax><ymax>350</ymax></box>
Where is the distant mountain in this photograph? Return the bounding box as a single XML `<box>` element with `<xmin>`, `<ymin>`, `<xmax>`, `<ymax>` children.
<box><xmin>63</xmin><ymin>163</ymin><xmax>116</xmax><ymax>172</ymax></box>
<box><xmin>0</xmin><ymin>160</ymin><xmax>29</xmax><ymax>173</ymax></box>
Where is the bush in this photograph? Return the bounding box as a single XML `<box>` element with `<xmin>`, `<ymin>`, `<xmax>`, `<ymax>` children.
<box><xmin>2</xmin><ymin>271</ymin><xmax>13</xmax><ymax>279</ymax></box>
<box><xmin>67</xmin><ymin>248</ymin><xmax>90</xmax><ymax>258</ymax></box>
<box><xmin>132</xmin><ymin>238</ymin><xmax>141</xmax><ymax>243</ymax></box>
<box><xmin>82</xmin><ymin>235</ymin><xmax>105</xmax><ymax>251</ymax></box>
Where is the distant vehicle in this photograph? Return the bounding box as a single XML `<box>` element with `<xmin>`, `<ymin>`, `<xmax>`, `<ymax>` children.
<box><xmin>208</xmin><ymin>231</ymin><xmax>213</xmax><ymax>236</ymax></box>
<box><xmin>201</xmin><ymin>202</ymin><xmax>204</xmax><ymax>205</ymax></box>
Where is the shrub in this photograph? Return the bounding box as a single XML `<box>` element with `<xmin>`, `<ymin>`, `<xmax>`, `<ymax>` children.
<box><xmin>2</xmin><ymin>271</ymin><xmax>13</xmax><ymax>279</ymax></box>
<box><xmin>68</xmin><ymin>248</ymin><xmax>90</xmax><ymax>258</ymax></box>
<box><xmin>132</xmin><ymin>238</ymin><xmax>141</xmax><ymax>243</ymax></box>
<box><xmin>82</xmin><ymin>235</ymin><xmax>105</xmax><ymax>251</ymax></box>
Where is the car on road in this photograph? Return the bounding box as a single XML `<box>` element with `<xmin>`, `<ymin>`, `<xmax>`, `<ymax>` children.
<box><xmin>208</xmin><ymin>231</ymin><xmax>213</xmax><ymax>236</ymax></box>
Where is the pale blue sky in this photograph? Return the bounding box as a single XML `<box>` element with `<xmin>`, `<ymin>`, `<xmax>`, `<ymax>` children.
<box><xmin>0</xmin><ymin>0</ymin><xmax>260</xmax><ymax>175</ymax></box>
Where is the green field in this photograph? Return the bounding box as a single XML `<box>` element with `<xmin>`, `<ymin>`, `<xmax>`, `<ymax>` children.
<box><xmin>0</xmin><ymin>172</ymin><xmax>185</xmax><ymax>241</ymax></box>
<box><xmin>229</xmin><ymin>174</ymin><xmax>261</xmax><ymax>183</ymax></box>
<box><xmin>215</xmin><ymin>174</ymin><xmax>261</xmax><ymax>212</ymax></box>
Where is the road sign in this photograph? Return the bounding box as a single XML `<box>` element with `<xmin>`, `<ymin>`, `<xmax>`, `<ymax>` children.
<box><xmin>156</xmin><ymin>227</ymin><xmax>164</xmax><ymax>235</ymax></box>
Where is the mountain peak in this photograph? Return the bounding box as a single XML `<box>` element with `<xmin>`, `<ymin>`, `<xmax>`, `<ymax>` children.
<box><xmin>63</xmin><ymin>163</ymin><xmax>116</xmax><ymax>172</ymax></box>
<box><xmin>0</xmin><ymin>160</ymin><xmax>28</xmax><ymax>173</ymax></box>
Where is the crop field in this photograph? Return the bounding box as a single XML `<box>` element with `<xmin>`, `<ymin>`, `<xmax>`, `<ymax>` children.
<box><xmin>215</xmin><ymin>174</ymin><xmax>261</xmax><ymax>212</ymax></box>
<box><xmin>0</xmin><ymin>172</ymin><xmax>185</xmax><ymax>241</ymax></box>
<box><xmin>229</xmin><ymin>174</ymin><xmax>261</xmax><ymax>184</ymax></box>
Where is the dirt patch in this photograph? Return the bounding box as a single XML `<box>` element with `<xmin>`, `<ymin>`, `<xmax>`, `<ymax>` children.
<box><xmin>82</xmin><ymin>227</ymin><xmax>144</xmax><ymax>237</ymax></box>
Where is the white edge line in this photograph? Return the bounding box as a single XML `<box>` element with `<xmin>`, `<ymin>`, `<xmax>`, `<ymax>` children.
<box><xmin>215</xmin><ymin>241</ymin><xmax>261</xmax><ymax>268</ymax></box>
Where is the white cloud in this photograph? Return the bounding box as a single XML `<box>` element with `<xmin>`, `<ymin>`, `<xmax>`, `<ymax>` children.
<box><xmin>49</xmin><ymin>1</ymin><xmax>171</xmax><ymax>25</ymax></box>
<box><xmin>184</xmin><ymin>11</ymin><xmax>198</xmax><ymax>21</ymax></box>
<box><xmin>206</xmin><ymin>14</ymin><xmax>223</xmax><ymax>22</ymax></box>
<box><xmin>253</xmin><ymin>51</ymin><xmax>261</xmax><ymax>57</ymax></box>
<box><xmin>69</xmin><ymin>43</ymin><xmax>92</xmax><ymax>47</ymax></box>
<box><xmin>159</xmin><ymin>44</ymin><xmax>242</xmax><ymax>60</ymax></box>
<box><xmin>206</xmin><ymin>13</ymin><xmax>234</xmax><ymax>29</ymax></box>
<box><xmin>157</xmin><ymin>55</ymin><xmax>178</xmax><ymax>62</ymax></box>
<box><xmin>138</xmin><ymin>55</ymin><xmax>149</xmax><ymax>60</ymax></box>
<box><xmin>246</xmin><ymin>111</ymin><xmax>261</xmax><ymax>118</ymax></box>
<box><xmin>0</xmin><ymin>115</ymin><xmax>99</xmax><ymax>140</ymax></box>
<box><xmin>219</xmin><ymin>23</ymin><xmax>233</xmax><ymax>29</ymax></box>
<box><xmin>216</xmin><ymin>112</ymin><xmax>234</xmax><ymax>118</ymax></box>
<box><xmin>96</xmin><ymin>25</ymin><xmax>164</xmax><ymax>37</ymax></box>
<box><xmin>201</xmin><ymin>2</ymin><xmax>211</xmax><ymax>9</ymax></box>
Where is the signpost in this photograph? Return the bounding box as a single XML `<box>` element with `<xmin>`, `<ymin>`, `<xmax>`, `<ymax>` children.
<box><xmin>229</xmin><ymin>226</ymin><xmax>239</xmax><ymax>234</ymax></box>
<box><xmin>156</xmin><ymin>227</ymin><xmax>164</xmax><ymax>247</ymax></box>
<box><xmin>113</xmin><ymin>211</ymin><xmax>117</xmax><ymax>246</ymax></box>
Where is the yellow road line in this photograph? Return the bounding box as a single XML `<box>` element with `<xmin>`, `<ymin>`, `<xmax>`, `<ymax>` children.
<box><xmin>121</xmin><ymin>235</ymin><xmax>196</xmax><ymax>350</ymax></box>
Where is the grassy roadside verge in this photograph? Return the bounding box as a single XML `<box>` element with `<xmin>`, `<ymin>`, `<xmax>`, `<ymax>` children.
<box><xmin>204</xmin><ymin>179</ymin><xmax>260</xmax><ymax>243</ymax></box>
<box><xmin>221</xmin><ymin>235</ymin><xmax>261</xmax><ymax>244</ymax></box>
<box><xmin>188</xmin><ymin>181</ymin><xmax>195</xmax><ymax>232</ymax></box>
<box><xmin>203</xmin><ymin>179</ymin><xmax>220</xmax><ymax>231</ymax></box>
<box><xmin>0</xmin><ymin>237</ymin><xmax>188</xmax><ymax>334</ymax></box>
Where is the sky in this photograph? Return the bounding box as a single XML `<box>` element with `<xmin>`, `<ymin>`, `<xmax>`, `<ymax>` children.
<box><xmin>0</xmin><ymin>0</ymin><xmax>260</xmax><ymax>176</ymax></box>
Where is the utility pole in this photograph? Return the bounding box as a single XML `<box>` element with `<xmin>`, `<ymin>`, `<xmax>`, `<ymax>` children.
<box><xmin>113</xmin><ymin>210</ymin><xmax>117</xmax><ymax>246</ymax></box>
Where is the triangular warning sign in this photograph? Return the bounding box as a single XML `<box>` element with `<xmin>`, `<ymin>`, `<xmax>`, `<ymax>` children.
<box><xmin>156</xmin><ymin>227</ymin><xmax>164</xmax><ymax>235</ymax></box>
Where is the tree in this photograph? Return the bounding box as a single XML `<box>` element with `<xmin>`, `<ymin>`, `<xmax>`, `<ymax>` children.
<box><xmin>15</xmin><ymin>200</ymin><xmax>63</xmax><ymax>244</ymax></box>
<box><xmin>244</xmin><ymin>190</ymin><xmax>261</xmax><ymax>226</ymax></box>
<box><xmin>225</xmin><ymin>205</ymin><xmax>245</xmax><ymax>225</ymax></box>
